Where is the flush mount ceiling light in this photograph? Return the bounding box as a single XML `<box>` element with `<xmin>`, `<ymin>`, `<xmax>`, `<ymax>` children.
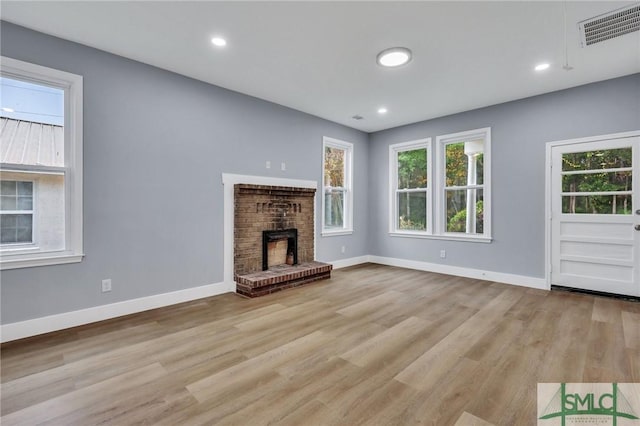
<box><xmin>376</xmin><ymin>47</ymin><xmax>412</xmax><ymax>67</ymax></box>
<box><xmin>211</xmin><ymin>37</ymin><xmax>227</xmax><ymax>47</ymax></box>
<box><xmin>378</xmin><ymin>107</ymin><xmax>388</xmax><ymax>114</ymax></box>
<box><xmin>1</xmin><ymin>107</ymin><xmax>14</xmax><ymax>112</ymax></box>
<box><xmin>535</xmin><ymin>62</ymin><xmax>550</xmax><ymax>71</ymax></box>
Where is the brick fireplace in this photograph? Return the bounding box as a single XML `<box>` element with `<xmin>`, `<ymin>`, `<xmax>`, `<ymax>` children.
<box><xmin>233</xmin><ymin>184</ymin><xmax>332</xmax><ymax>297</ymax></box>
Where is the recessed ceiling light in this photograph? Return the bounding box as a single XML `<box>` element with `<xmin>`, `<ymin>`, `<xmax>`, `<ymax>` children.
<box><xmin>535</xmin><ymin>63</ymin><xmax>550</xmax><ymax>71</ymax></box>
<box><xmin>377</xmin><ymin>47</ymin><xmax>412</xmax><ymax>67</ymax></box>
<box><xmin>211</xmin><ymin>37</ymin><xmax>227</xmax><ymax>47</ymax></box>
<box><xmin>378</xmin><ymin>107</ymin><xmax>388</xmax><ymax>114</ymax></box>
<box><xmin>2</xmin><ymin>107</ymin><xmax>14</xmax><ymax>112</ymax></box>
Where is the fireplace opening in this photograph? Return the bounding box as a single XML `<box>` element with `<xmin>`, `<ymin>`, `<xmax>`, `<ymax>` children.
<box><xmin>262</xmin><ymin>229</ymin><xmax>297</xmax><ymax>270</ymax></box>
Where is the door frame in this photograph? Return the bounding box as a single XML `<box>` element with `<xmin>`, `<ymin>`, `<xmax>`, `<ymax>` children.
<box><xmin>545</xmin><ymin>130</ymin><xmax>640</xmax><ymax>291</ymax></box>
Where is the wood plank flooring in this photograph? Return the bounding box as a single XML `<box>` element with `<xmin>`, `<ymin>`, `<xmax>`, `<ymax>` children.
<box><xmin>1</xmin><ymin>264</ymin><xmax>639</xmax><ymax>425</ymax></box>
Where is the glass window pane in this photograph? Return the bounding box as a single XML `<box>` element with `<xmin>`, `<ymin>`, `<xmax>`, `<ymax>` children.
<box><xmin>324</xmin><ymin>189</ymin><xmax>345</xmax><ymax>228</ymax></box>
<box><xmin>474</xmin><ymin>189</ymin><xmax>484</xmax><ymax>234</ymax></box>
<box><xmin>1</xmin><ymin>181</ymin><xmax>16</xmax><ymax>196</ymax></box>
<box><xmin>562</xmin><ymin>194</ymin><xmax>632</xmax><ymax>214</ymax></box>
<box><xmin>0</xmin><ymin>77</ymin><xmax>64</xmax><ymax>126</ymax></box>
<box><xmin>476</xmin><ymin>153</ymin><xmax>484</xmax><ymax>185</ymax></box>
<box><xmin>0</xmin><ymin>196</ymin><xmax>17</xmax><ymax>211</ymax></box>
<box><xmin>446</xmin><ymin>141</ymin><xmax>484</xmax><ymax>187</ymax></box>
<box><xmin>562</xmin><ymin>148</ymin><xmax>632</xmax><ymax>171</ymax></box>
<box><xmin>16</xmin><ymin>226</ymin><xmax>32</xmax><ymax>243</ymax></box>
<box><xmin>446</xmin><ymin>143</ymin><xmax>467</xmax><ymax>186</ymax></box>
<box><xmin>17</xmin><ymin>181</ymin><xmax>33</xmax><ymax>196</ymax></box>
<box><xmin>1</xmin><ymin>78</ymin><xmax>65</xmax><ymax>167</ymax></box>
<box><xmin>562</xmin><ymin>171</ymin><xmax>632</xmax><ymax>193</ymax></box>
<box><xmin>446</xmin><ymin>189</ymin><xmax>484</xmax><ymax>233</ymax></box>
<box><xmin>397</xmin><ymin>149</ymin><xmax>427</xmax><ymax>189</ymax></box>
<box><xmin>324</xmin><ymin>147</ymin><xmax>345</xmax><ymax>188</ymax></box>
<box><xmin>398</xmin><ymin>191</ymin><xmax>426</xmax><ymax>231</ymax></box>
<box><xmin>17</xmin><ymin>196</ymin><xmax>33</xmax><ymax>210</ymax></box>
<box><xmin>1</xmin><ymin>215</ymin><xmax>17</xmax><ymax>229</ymax></box>
<box><xmin>0</xmin><ymin>213</ymin><xmax>32</xmax><ymax>243</ymax></box>
<box><xmin>17</xmin><ymin>214</ymin><xmax>32</xmax><ymax>228</ymax></box>
<box><xmin>1</xmin><ymin>228</ymin><xmax>17</xmax><ymax>244</ymax></box>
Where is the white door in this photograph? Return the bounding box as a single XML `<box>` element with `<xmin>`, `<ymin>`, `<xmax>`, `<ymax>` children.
<box><xmin>551</xmin><ymin>134</ymin><xmax>640</xmax><ymax>296</ymax></box>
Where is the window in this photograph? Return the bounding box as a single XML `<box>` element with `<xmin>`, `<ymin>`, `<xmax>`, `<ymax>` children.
<box><xmin>1</xmin><ymin>181</ymin><xmax>34</xmax><ymax>244</ymax></box>
<box><xmin>390</xmin><ymin>139</ymin><xmax>431</xmax><ymax>234</ymax></box>
<box><xmin>322</xmin><ymin>137</ymin><xmax>353</xmax><ymax>235</ymax></box>
<box><xmin>389</xmin><ymin>128</ymin><xmax>491</xmax><ymax>242</ymax></box>
<box><xmin>561</xmin><ymin>147</ymin><xmax>632</xmax><ymax>214</ymax></box>
<box><xmin>0</xmin><ymin>57</ymin><xmax>83</xmax><ymax>269</ymax></box>
<box><xmin>437</xmin><ymin>128</ymin><xmax>491</xmax><ymax>240</ymax></box>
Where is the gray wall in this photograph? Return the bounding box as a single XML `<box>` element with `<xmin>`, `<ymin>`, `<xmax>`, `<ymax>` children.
<box><xmin>368</xmin><ymin>73</ymin><xmax>640</xmax><ymax>278</ymax></box>
<box><xmin>0</xmin><ymin>22</ymin><xmax>369</xmax><ymax>324</ymax></box>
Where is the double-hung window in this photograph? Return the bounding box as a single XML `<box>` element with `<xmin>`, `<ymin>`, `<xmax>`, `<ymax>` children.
<box><xmin>437</xmin><ymin>128</ymin><xmax>491</xmax><ymax>239</ymax></box>
<box><xmin>390</xmin><ymin>128</ymin><xmax>491</xmax><ymax>241</ymax></box>
<box><xmin>0</xmin><ymin>57</ymin><xmax>83</xmax><ymax>269</ymax></box>
<box><xmin>322</xmin><ymin>137</ymin><xmax>353</xmax><ymax>236</ymax></box>
<box><xmin>390</xmin><ymin>139</ymin><xmax>431</xmax><ymax>234</ymax></box>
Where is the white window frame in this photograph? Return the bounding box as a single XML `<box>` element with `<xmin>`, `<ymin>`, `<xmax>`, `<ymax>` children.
<box><xmin>389</xmin><ymin>138</ymin><xmax>432</xmax><ymax>236</ymax></box>
<box><xmin>0</xmin><ymin>179</ymin><xmax>37</xmax><ymax>248</ymax></box>
<box><xmin>436</xmin><ymin>127</ymin><xmax>492</xmax><ymax>242</ymax></box>
<box><xmin>321</xmin><ymin>137</ymin><xmax>353</xmax><ymax>236</ymax></box>
<box><xmin>0</xmin><ymin>56</ymin><xmax>84</xmax><ymax>269</ymax></box>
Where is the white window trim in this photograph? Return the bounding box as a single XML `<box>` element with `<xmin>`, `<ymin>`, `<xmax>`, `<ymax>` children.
<box><xmin>0</xmin><ymin>56</ymin><xmax>84</xmax><ymax>270</ymax></box>
<box><xmin>436</xmin><ymin>127</ymin><xmax>492</xmax><ymax>241</ymax></box>
<box><xmin>322</xmin><ymin>137</ymin><xmax>354</xmax><ymax>236</ymax></box>
<box><xmin>388</xmin><ymin>138</ymin><xmax>432</xmax><ymax>235</ymax></box>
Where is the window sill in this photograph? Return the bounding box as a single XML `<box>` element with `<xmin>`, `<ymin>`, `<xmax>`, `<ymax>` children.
<box><xmin>0</xmin><ymin>252</ymin><xmax>85</xmax><ymax>270</ymax></box>
<box><xmin>389</xmin><ymin>232</ymin><xmax>492</xmax><ymax>243</ymax></box>
<box><xmin>321</xmin><ymin>229</ymin><xmax>354</xmax><ymax>237</ymax></box>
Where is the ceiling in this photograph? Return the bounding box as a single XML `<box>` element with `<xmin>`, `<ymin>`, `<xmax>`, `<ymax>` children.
<box><xmin>2</xmin><ymin>1</ymin><xmax>639</xmax><ymax>133</ymax></box>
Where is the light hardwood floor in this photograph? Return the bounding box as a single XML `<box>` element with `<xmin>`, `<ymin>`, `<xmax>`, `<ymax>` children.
<box><xmin>1</xmin><ymin>264</ymin><xmax>639</xmax><ymax>425</ymax></box>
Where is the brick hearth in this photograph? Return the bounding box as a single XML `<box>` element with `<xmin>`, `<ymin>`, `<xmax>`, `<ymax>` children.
<box><xmin>234</xmin><ymin>184</ymin><xmax>331</xmax><ymax>296</ymax></box>
<box><xmin>236</xmin><ymin>261</ymin><xmax>332</xmax><ymax>297</ymax></box>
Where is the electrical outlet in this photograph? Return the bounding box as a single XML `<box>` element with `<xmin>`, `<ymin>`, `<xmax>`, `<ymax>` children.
<box><xmin>101</xmin><ymin>279</ymin><xmax>112</xmax><ymax>293</ymax></box>
<box><xmin>266</xmin><ymin>160</ymin><xmax>271</xmax><ymax>169</ymax></box>
<box><xmin>341</xmin><ymin>245</ymin><xmax>346</xmax><ymax>254</ymax></box>
<box><xmin>281</xmin><ymin>162</ymin><xmax>286</xmax><ymax>171</ymax></box>
<box><xmin>440</xmin><ymin>250</ymin><xmax>446</xmax><ymax>259</ymax></box>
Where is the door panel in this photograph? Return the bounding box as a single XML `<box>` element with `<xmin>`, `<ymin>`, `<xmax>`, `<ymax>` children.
<box><xmin>551</xmin><ymin>135</ymin><xmax>639</xmax><ymax>296</ymax></box>
<box><xmin>560</xmin><ymin>241</ymin><xmax>632</xmax><ymax>260</ymax></box>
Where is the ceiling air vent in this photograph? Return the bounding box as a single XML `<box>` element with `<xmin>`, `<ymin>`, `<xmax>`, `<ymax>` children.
<box><xmin>578</xmin><ymin>4</ymin><xmax>640</xmax><ymax>47</ymax></box>
<box><xmin>351</xmin><ymin>115</ymin><xmax>364</xmax><ymax>120</ymax></box>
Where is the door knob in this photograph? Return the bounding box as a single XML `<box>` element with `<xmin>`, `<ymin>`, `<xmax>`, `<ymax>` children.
<box><xmin>636</xmin><ymin>224</ymin><xmax>640</xmax><ymax>231</ymax></box>
<box><xmin>637</xmin><ymin>209</ymin><xmax>640</xmax><ymax>215</ymax></box>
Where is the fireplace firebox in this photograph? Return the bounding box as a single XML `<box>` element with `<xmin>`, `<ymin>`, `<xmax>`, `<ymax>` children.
<box><xmin>262</xmin><ymin>229</ymin><xmax>297</xmax><ymax>271</ymax></box>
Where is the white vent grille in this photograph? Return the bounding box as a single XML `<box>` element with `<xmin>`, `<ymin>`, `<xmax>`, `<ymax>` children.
<box><xmin>578</xmin><ymin>4</ymin><xmax>640</xmax><ymax>47</ymax></box>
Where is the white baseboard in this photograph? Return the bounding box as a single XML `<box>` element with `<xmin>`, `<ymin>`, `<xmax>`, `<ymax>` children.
<box><xmin>368</xmin><ymin>255</ymin><xmax>549</xmax><ymax>290</ymax></box>
<box><xmin>326</xmin><ymin>255</ymin><xmax>370</xmax><ymax>269</ymax></box>
<box><xmin>1</xmin><ymin>281</ymin><xmax>230</xmax><ymax>343</ymax></box>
